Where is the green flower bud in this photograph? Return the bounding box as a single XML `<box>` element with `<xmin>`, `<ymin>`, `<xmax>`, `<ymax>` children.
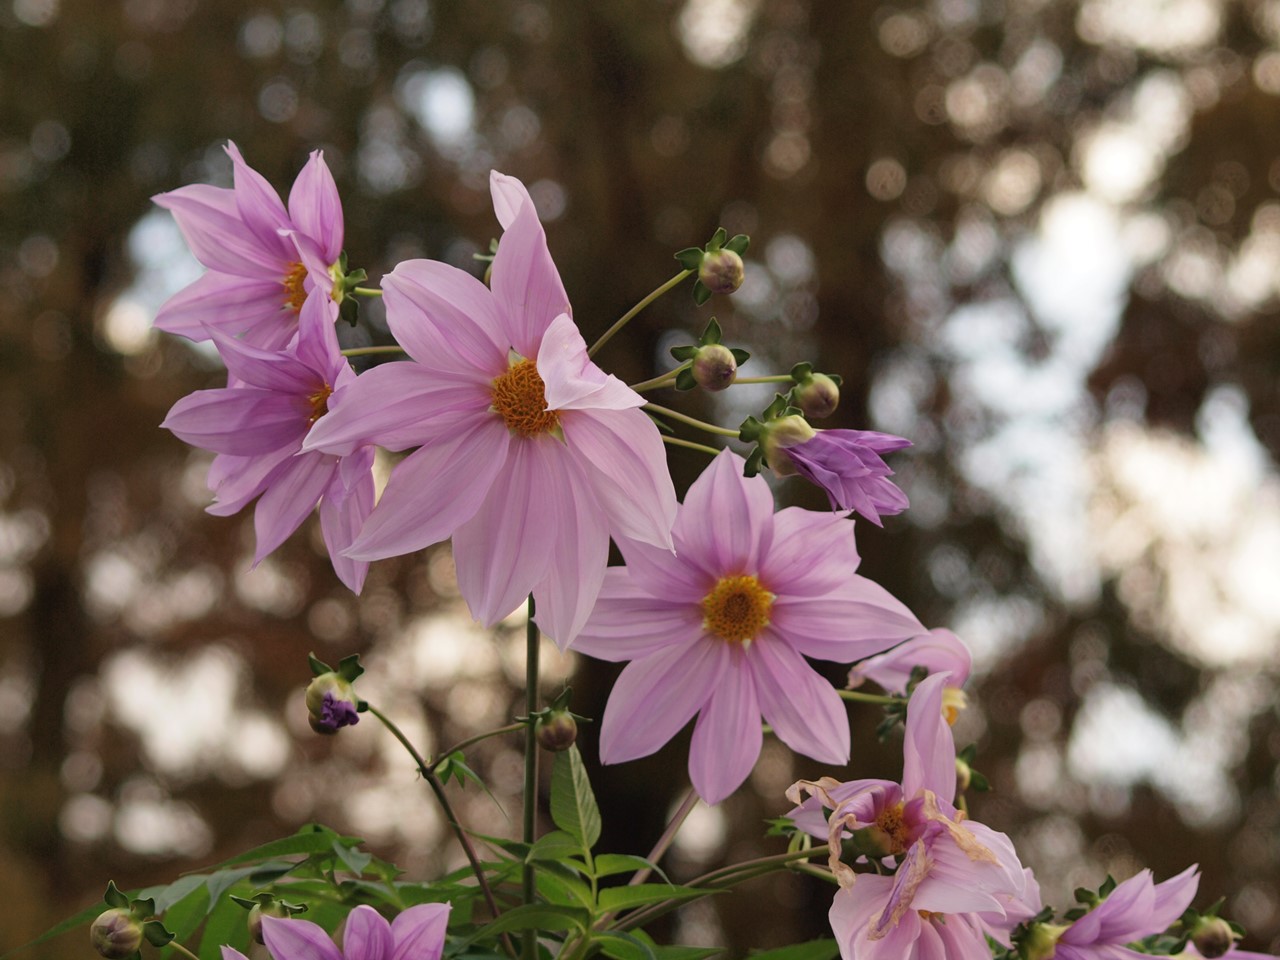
<box><xmin>535</xmin><ymin>710</ymin><xmax>578</xmax><ymax>752</ymax></box>
<box><xmin>698</xmin><ymin>249</ymin><xmax>745</xmax><ymax>295</ymax></box>
<box><xmin>248</xmin><ymin>901</ymin><xmax>291</xmax><ymax>945</ymax></box>
<box><xmin>759</xmin><ymin>415</ymin><xmax>816</xmax><ymax>476</ymax></box>
<box><xmin>305</xmin><ymin>672</ymin><xmax>359</xmax><ymax>735</ymax></box>
<box><xmin>692</xmin><ymin>344</ymin><xmax>738</xmax><ymax>392</ymax></box>
<box><xmin>794</xmin><ymin>372</ymin><xmax>840</xmax><ymax>419</ymax></box>
<box><xmin>1191</xmin><ymin>917</ymin><xmax>1236</xmax><ymax>959</ymax></box>
<box><xmin>91</xmin><ymin>908</ymin><xmax>144</xmax><ymax>960</ymax></box>
<box><xmin>1020</xmin><ymin>922</ymin><xmax>1068</xmax><ymax>960</ymax></box>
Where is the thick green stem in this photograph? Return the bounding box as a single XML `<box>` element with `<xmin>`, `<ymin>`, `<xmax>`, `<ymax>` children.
<box><xmin>341</xmin><ymin>345</ymin><xmax>407</xmax><ymax>357</ymax></box>
<box><xmin>662</xmin><ymin>436</ymin><xmax>721</xmax><ymax>456</ymax></box>
<box><xmin>644</xmin><ymin>403</ymin><xmax>740</xmax><ymax>438</ymax></box>
<box><xmin>628</xmin><ymin>363</ymin><xmax>689</xmax><ymax>393</ymax></box>
<box><xmin>166</xmin><ymin>942</ymin><xmax>201</xmax><ymax>960</ymax></box>
<box><xmin>366</xmin><ymin>705</ymin><xmax>516</xmax><ymax>959</ymax></box>
<box><xmin>522</xmin><ymin>596</ymin><xmax>541</xmax><ymax>960</ymax></box>
<box><xmin>587</xmin><ymin>270</ymin><xmax>693</xmax><ymax>358</ymax></box>
<box><xmin>838</xmin><ymin>690</ymin><xmax>900</xmax><ymax>706</ymax></box>
<box><xmin>732</xmin><ymin>375</ymin><xmax>794</xmax><ymax>385</ymax></box>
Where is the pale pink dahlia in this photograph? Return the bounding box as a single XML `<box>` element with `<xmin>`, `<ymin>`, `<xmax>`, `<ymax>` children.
<box><xmin>222</xmin><ymin>902</ymin><xmax>450</xmax><ymax>960</ymax></box>
<box><xmin>303</xmin><ymin>172</ymin><xmax>677</xmax><ymax>648</ymax></box>
<box><xmin>161</xmin><ymin>290</ymin><xmax>373</xmax><ymax>592</ymax></box>
<box><xmin>153</xmin><ymin>142</ymin><xmax>344</xmax><ymax>349</ymax></box>
<box><xmin>572</xmin><ymin>449</ymin><xmax>931</xmax><ymax>804</ymax></box>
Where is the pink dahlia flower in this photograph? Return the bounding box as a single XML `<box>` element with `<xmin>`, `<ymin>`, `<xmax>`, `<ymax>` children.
<box><xmin>303</xmin><ymin>172</ymin><xmax>677</xmax><ymax>648</ymax></box>
<box><xmin>847</xmin><ymin>628</ymin><xmax>971</xmax><ymax>696</ymax></box>
<box><xmin>161</xmin><ymin>290</ymin><xmax>373</xmax><ymax>592</ymax></box>
<box><xmin>788</xmin><ymin>674</ymin><xmax>1027</xmax><ymax>959</ymax></box>
<box><xmin>222</xmin><ymin>902</ymin><xmax>450</xmax><ymax>960</ymax></box>
<box><xmin>572</xmin><ymin>449</ymin><xmax>931</xmax><ymax>804</ymax></box>
<box><xmin>785</xmin><ymin>429</ymin><xmax>911</xmax><ymax>525</ymax></box>
<box><xmin>154</xmin><ymin>142</ymin><xmax>344</xmax><ymax>349</ymax></box>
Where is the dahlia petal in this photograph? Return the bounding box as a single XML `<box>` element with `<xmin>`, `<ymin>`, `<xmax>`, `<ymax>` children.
<box><xmin>225</xmin><ymin>142</ymin><xmax>296</xmax><ymax>262</ymax></box>
<box><xmin>848</xmin><ymin>629</ymin><xmax>972</xmax><ymax>694</ymax></box>
<box><xmin>678</xmin><ymin>450</ymin><xmax>774</xmax><ymax>577</ymax></box>
<box><xmin>1064</xmin><ymin>870</ymin><xmax>1155</xmax><ymax>946</ymax></box>
<box><xmin>903</xmin><ymin>673</ymin><xmax>957</xmax><ymax>806</ymax></box>
<box><xmin>912</xmin><ymin>864</ymin><xmax>1007</xmax><ymax>916</ymax></box>
<box><xmin>342</xmin><ymin>905</ymin><xmax>394</xmax><ymax>960</ymax></box>
<box><xmin>320</xmin><ymin>458</ymin><xmax>374</xmax><ymax>594</ymax></box>
<box><xmin>252</xmin><ymin>451</ymin><xmax>336</xmax><ymax>562</ymax></box>
<box><xmin>221</xmin><ymin>949</ymin><xmax>251</xmax><ymax>960</ymax></box>
<box><xmin>1148</xmin><ymin>865</ymin><xmax>1200</xmax><ymax>933</ymax></box>
<box><xmin>758</xmin><ymin>505</ymin><xmax>859</xmax><ymax>597</ymax></box>
<box><xmin>531</xmin><ymin>454</ymin><xmax>611</xmax><ymax>650</ymax></box>
<box><xmin>288</xmin><ymin>149</ymin><xmax>344</xmax><ymax>264</ymax></box>
<box><xmin>205</xmin><ymin>448</ymin><xmax>294</xmax><ymax>516</ymax></box>
<box><xmin>162</xmin><ymin>389</ymin><xmax>307</xmax><ymax>456</ymax></box>
<box><xmin>562</xmin><ymin>407</ymin><xmax>677</xmax><ymax>549</ymax></box>
<box><xmin>771</xmin><ymin>575</ymin><xmax>926</xmax><ymax>662</ymax></box>
<box><xmin>153</xmin><ymin>183</ymin><xmax>281</xmax><ymax>279</ymax></box>
<box><xmin>260</xmin><ymin>916</ymin><xmax>344</xmax><ymax>960</ymax></box>
<box><xmin>292</xmin><ymin>288</ymin><xmax>342</xmax><ymax>376</ymax></box>
<box><xmin>538</xmin><ymin>314</ymin><xmax>644</xmax><ymax>412</ymax></box>
<box><xmin>344</xmin><ymin>418</ymin><xmax>510</xmax><ymax>560</ymax></box>
<box><xmin>689</xmin><ymin>645</ymin><xmax>762</xmax><ymax>804</ymax></box>
<box><xmin>490</xmin><ymin>171</ymin><xmax>533</xmax><ymax>230</ymax></box>
<box><xmin>928</xmin><ymin>914</ymin><xmax>993</xmax><ymax>960</ymax></box>
<box><xmin>830</xmin><ymin>880</ymin><xmax>895</xmax><ymax>960</ymax></box>
<box><xmin>204</xmin><ymin>325</ymin><xmax>316</xmax><ymax>395</ymax></box>
<box><xmin>452</xmin><ymin>437</ymin><xmax>563</xmax><ymax>626</ymax></box>
<box><xmin>599</xmin><ymin>636</ymin><xmax>729</xmax><ymax>764</ymax></box>
<box><xmin>389</xmin><ymin>903</ymin><xmax>451</xmax><ymax>960</ymax></box>
<box><xmin>383</xmin><ymin>260</ymin><xmax>507</xmax><ymax>375</ymax></box>
<box><xmin>572</xmin><ymin>568</ymin><xmax>705</xmax><ymax>661</ymax></box>
<box><xmin>615</xmin><ymin>535</ymin><xmax>711</xmax><ymax>603</ymax></box>
<box><xmin>154</xmin><ymin>271</ymin><xmax>292</xmax><ymax>346</ymax></box>
<box><xmin>749</xmin><ymin>634</ymin><xmax>849</xmax><ymax>764</ymax></box>
<box><xmin>488</xmin><ymin>178</ymin><xmax>571</xmax><ymax>358</ymax></box>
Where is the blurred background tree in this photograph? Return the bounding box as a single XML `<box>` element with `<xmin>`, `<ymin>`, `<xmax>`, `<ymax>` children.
<box><xmin>1</xmin><ymin>0</ymin><xmax>1278</xmax><ymax>955</ymax></box>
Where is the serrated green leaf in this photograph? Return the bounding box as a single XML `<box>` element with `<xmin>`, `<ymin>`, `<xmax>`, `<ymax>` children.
<box><xmin>161</xmin><ymin>885</ymin><xmax>212</xmax><ymax>944</ymax></box>
<box><xmin>747</xmin><ymin>940</ymin><xmax>840</xmax><ymax>960</ymax></box>
<box><xmin>332</xmin><ymin>838</ymin><xmax>373</xmax><ymax>875</ymax></box>
<box><xmin>528</xmin><ymin>830</ymin><xmax>584</xmax><ymax>863</ymax></box>
<box><xmin>692</xmin><ymin>281</ymin><xmax>712</xmax><ymax>306</ymax></box>
<box><xmin>597</xmin><ymin>930</ymin><xmax>658</xmax><ymax>960</ymax></box>
<box><xmin>549</xmin><ymin>745</ymin><xmax>601</xmax><ymax>852</ymax></box>
<box><xmin>597</xmin><ymin>884</ymin><xmax>710</xmax><ymax>913</ymax></box>
<box><xmin>593</xmin><ymin>854</ymin><xmax>669</xmax><ymax>882</ymax></box>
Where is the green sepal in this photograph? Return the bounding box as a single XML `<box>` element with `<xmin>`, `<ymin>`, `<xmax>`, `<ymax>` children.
<box><xmin>1099</xmin><ymin>875</ymin><xmax>1117</xmax><ymax>898</ymax></box>
<box><xmin>958</xmin><ymin>743</ymin><xmax>978</xmax><ymax>764</ymax></box>
<box><xmin>230</xmin><ymin>896</ymin><xmax>257</xmax><ymax>910</ymax></box>
<box><xmin>763</xmin><ymin>816</ymin><xmax>802</xmax><ymax>838</ymax></box>
<box><xmin>724</xmin><ymin>233</ymin><xmax>750</xmax><ymax>255</ymax></box>
<box><xmin>699</xmin><ymin>318</ymin><xmax>723</xmax><ymax>345</ymax></box>
<box><xmin>730</xmin><ymin>348</ymin><xmax>750</xmax><ymax>365</ymax></box>
<box><xmin>1063</xmin><ymin>907</ymin><xmax>1088</xmax><ymax>921</ymax></box>
<box><xmin>339</xmin><ymin>295</ymin><xmax>360</xmax><ymax>327</ymax></box>
<box><xmin>128</xmin><ymin>897</ymin><xmax>156</xmax><ymax>918</ymax></box>
<box><xmin>336</xmin><ymin>654</ymin><xmax>364</xmax><ymax>683</ymax></box>
<box><xmin>738</xmin><ymin>417</ymin><xmax>763</xmax><ymax>443</ymax></box>
<box><xmin>356</xmin><ymin>700</ymin><xmax>369</xmax><ymax>712</ymax></box>
<box><xmin>789</xmin><ymin>362</ymin><xmax>814</xmax><ymax>382</ymax></box>
<box><xmin>142</xmin><ymin>921</ymin><xmax>174</xmax><ymax>948</ymax></box>
<box><xmin>549</xmin><ymin>687</ymin><xmax>573</xmax><ymax>712</ymax></box>
<box><xmin>104</xmin><ymin>881</ymin><xmax>130</xmax><ymax>910</ymax></box>
<box><xmin>827</xmin><ymin>373</ymin><xmax>843</xmax><ymax>386</ymax></box>
<box><xmin>307</xmin><ymin>654</ymin><xmax>332</xmax><ymax>677</ymax></box>
<box><xmin>669</xmin><ymin>344</ymin><xmax>699</xmax><ymax>362</ymax></box>
<box><xmin>675</xmin><ymin>369</ymin><xmax>697</xmax><ymax>391</ymax></box>
<box><xmin>742</xmin><ymin>445</ymin><xmax>764</xmax><ymax>478</ymax></box>
<box><xmin>489</xmin><ymin>237</ymin><xmax>500</xmax><ymax>253</ymax></box>
<box><xmin>692</xmin><ymin>280</ymin><xmax>712</xmax><ymax>306</ymax></box>
<box><xmin>675</xmin><ymin>247</ymin><xmax>704</xmax><ymax>272</ymax></box>
<box><xmin>762</xmin><ymin>393</ymin><xmax>791</xmax><ymax>420</ymax></box>
<box><xmin>707</xmin><ymin>227</ymin><xmax>728</xmax><ymax>251</ymax></box>
<box><xmin>967</xmin><ymin>769</ymin><xmax>990</xmax><ymax>792</ymax></box>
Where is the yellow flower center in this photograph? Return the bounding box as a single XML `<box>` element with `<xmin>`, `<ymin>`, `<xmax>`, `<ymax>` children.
<box><xmin>700</xmin><ymin>575</ymin><xmax>774</xmax><ymax>644</ymax></box>
<box><xmin>942</xmin><ymin>687</ymin><xmax>968</xmax><ymax>726</ymax></box>
<box><xmin>491</xmin><ymin>358</ymin><xmax>559</xmax><ymax>436</ymax></box>
<box><xmin>307</xmin><ymin>383</ymin><xmax>333</xmax><ymax>425</ymax></box>
<box><xmin>282</xmin><ymin>261</ymin><xmax>308</xmax><ymax>312</ymax></box>
<box><xmin>874</xmin><ymin>801</ymin><xmax>912</xmax><ymax>854</ymax></box>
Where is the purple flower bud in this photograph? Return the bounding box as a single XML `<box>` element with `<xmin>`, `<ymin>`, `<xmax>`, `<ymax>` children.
<box><xmin>1192</xmin><ymin>917</ymin><xmax>1236</xmax><ymax>959</ymax></box>
<box><xmin>91</xmin><ymin>908</ymin><xmax>144</xmax><ymax>960</ymax></box>
<box><xmin>793</xmin><ymin>372</ymin><xmax>840</xmax><ymax>419</ymax></box>
<box><xmin>691</xmin><ymin>344</ymin><xmax>738</xmax><ymax>392</ymax></box>
<box><xmin>535</xmin><ymin>710</ymin><xmax>578</xmax><ymax>752</ymax></box>
<box><xmin>305</xmin><ymin>673</ymin><xmax>359</xmax><ymax>735</ymax></box>
<box><xmin>759</xmin><ymin>415</ymin><xmax>817</xmax><ymax>477</ymax></box>
<box><xmin>698</xmin><ymin>249</ymin><xmax>745</xmax><ymax>295</ymax></box>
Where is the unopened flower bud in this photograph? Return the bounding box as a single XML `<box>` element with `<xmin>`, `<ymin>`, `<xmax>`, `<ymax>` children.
<box><xmin>955</xmin><ymin>756</ymin><xmax>972</xmax><ymax>792</ymax></box>
<box><xmin>846</xmin><ymin>824</ymin><xmax>896</xmax><ymax>860</ymax></box>
<box><xmin>698</xmin><ymin>249</ymin><xmax>745</xmax><ymax>295</ymax></box>
<box><xmin>692</xmin><ymin>344</ymin><xmax>738</xmax><ymax>392</ymax></box>
<box><xmin>1192</xmin><ymin>917</ymin><xmax>1236</xmax><ymax>959</ymax></box>
<box><xmin>794</xmin><ymin>373</ymin><xmax>840</xmax><ymax>419</ymax></box>
<box><xmin>248</xmin><ymin>901</ymin><xmax>291</xmax><ymax>945</ymax></box>
<box><xmin>760</xmin><ymin>415</ymin><xmax>816</xmax><ymax>477</ymax></box>
<box><xmin>91</xmin><ymin>908</ymin><xmax>144</xmax><ymax>960</ymax></box>
<box><xmin>1021</xmin><ymin>922</ymin><xmax>1069</xmax><ymax>960</ymax></box>
<box><xmin>305</xmin><ymin>672</ymin><xmax>359</xmax><ymax>735</ymax></box>
<box><xmin>535</xmin><ymin>710</ymin><xmax>578</xmax><ymax>752</ymax></box>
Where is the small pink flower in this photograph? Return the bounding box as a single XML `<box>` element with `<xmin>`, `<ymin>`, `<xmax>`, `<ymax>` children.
<box><xmin>161</xmin><ymin>290</ymin><xmax>372</xmax><ymax>592</ymax></box>
<box><xmin>153</xmin><ymin>142</ymin><xmax>343</xmax><ymax>349</ymax></box>
<box><xmin>303</xmin><ymin>172</ymin><xmax>676</xmax><ymax>648</ymax></box>
<box><xmin>847</xmin><ymin>628</ymin><xmax>971</xmax><ymax>696</ymax></box>
<box><xmin>573</xmin><ymin>449</ymin><xmax>931</xmax><ymax>804</ymax></box>
<box><xmin>222</xmin><ymin>902</ymin><xmax>450</xmax><ymax>960</ymax></box>
<box><xmin>1046</xmin><ymin>867</ymin><xmax>1200</xmax><ymax>960</ymax></box>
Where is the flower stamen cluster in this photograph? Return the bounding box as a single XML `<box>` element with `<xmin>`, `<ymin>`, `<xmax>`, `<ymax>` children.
<box><xmin>491</xmin><ymin>357</ymin><xmax>560</xmax><ymax>437</ymax></box>
<box><xmin>283</xmin><ymin>261</ymin><xmax>309</xmax><ymax>312</ymax></box>
<box><xmin>700</xmin><ymin>574</ymin><xmax>774</xmax><ymax>644</ymax></box>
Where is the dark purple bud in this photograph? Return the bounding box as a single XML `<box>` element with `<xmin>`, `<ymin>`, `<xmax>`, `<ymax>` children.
<box><xmin>305</xmin><ymin>673</ymin><xmax>359</xmax><ymax>735</ymax></box>
<box><xmin>1192</xmin><ymin>917</ymin><xmax>1236</xmax><ymax>959</ymax></box>
<box><xmin>91</xmin><ymin>908</ymin><xmax>144</xmax><ymax>960</ymax></box>
<box><xmin>535</xmin><ymin>711</ymin><xmax>578</xmax><ymax>752</ymax></box>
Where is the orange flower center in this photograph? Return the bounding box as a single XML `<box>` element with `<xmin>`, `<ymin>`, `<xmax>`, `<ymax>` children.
<box><xmin>491</xmin><ymin>358</ymin><xmax>559</xmax><ymax>436</ymax></box>
<box><xmin>875</xmin><ymin>802</ymin><xmax>912</xmax><ymax>855</ymax></box>
<box><xmin>282</xmin><ymin>261</ymin><xmax>308</xmax><ymax>313</ymax></box>
<box><xmin>700</xmin><ymin>575</ymin><xmax>774</xmax><ymax>644</ymax></box>
<box><xmin>307</xmin><ymin>383</ymin><xmax>333</xmax><ymax>425</ymax></box>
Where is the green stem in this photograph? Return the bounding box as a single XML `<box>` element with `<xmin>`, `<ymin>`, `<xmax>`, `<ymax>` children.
<box><xmin>430</xmin><ymin>723</ymin><xmax>526</xmax><ymax>772</ymax></box>
<box><xmin>522</xmin><ymin>596</ymin><xmax>541</xmax><ymax>960</ymax></box>
<box><xmin>662</xmin><ymin>436</ymin><xmax>721</xmax><ymax>456</ymax></box>
<box><xmin>732</xmin><ymin>375</ymin><xmax>794</xmax><ymax>385</ymax></box>
<box><xmin>630</xmin><ymin>788</ymin><xmax>698</xmax><ymax>886</ymax></box>
<box><xmin>644</xmin><ymin>403</ymin><xmax>740</xmax><ymax>438</ymax></box>
<box><xmin>838</xmin><ymin>690</ymin><xmax>900</xmax><ymax>706</ymax></box>
<box><xmin>366</xmin><ymin>705</ymin><xmax>517</xmax><ymax>959</ymax></box>
<box><xmin>341</xmin><ymin>345</ymin><xmax>407</xmax><ymax>357</ymax></box>
<box><xmin>628</xmin><ymin>363</ymin><xmax>689</xmax><ymax>393</ymax></box>
<box><xmin>166</xmin><ymin>943</ymin><xmax>201</xmax><ymax>960</ymax></box>
<box><xmin>352</xmin><ymin>286</ymin><xmax>384</xmax><ymax>297</ymax></box>
<box><xmin>587</xmin><ymin>269</ymin><xmax>693</xmax><ymax>358</ymax></box>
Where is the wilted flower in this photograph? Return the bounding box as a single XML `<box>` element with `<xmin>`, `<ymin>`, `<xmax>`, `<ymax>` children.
<box><xmin>154</xmin><ymin>142</ymin><xmax>344</xmax><ymax>349</ymax></box>
<box><xmin>223</xmin><ymin>903</ymin><xmax>450</xmax><ymax>960</ymax></box>
<box><xmin>304</xmin><ymin>172</ymin><xmax>677</xmax><ymax>648</ymax></box>
<box><xmin>573</xmin><ymin>449</ymin><xmax>931</xmax><ymax>804</ymax></box>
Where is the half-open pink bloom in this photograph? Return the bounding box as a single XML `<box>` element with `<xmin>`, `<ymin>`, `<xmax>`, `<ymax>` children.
<box><xmin>154</xmin><ymin>142</ymin><xmax>344</xmax><ymax>349</ymax></box>
<box><xmin>573</xmin><ymin>449</ymin><xmax>931</xmax><ymax>804</ymax></box>
<box><xmin>847</xmin><ymin>628</ymin><xmax>971</xmax><ymax>695</ymax></box>
<box><xmin>161</xmin><ymin>290</ymin><xmax>372</xmax><ymax>592</ymax></box>
<box><xmin>783</xmin><ymin>429</ymin><xmax>911</xmax><ymax>525</ymax></box>
<box><xmin>303</xmin><ymin>172</ymin><xmax>676</xmax><ymax>648</ymax></box>
<box><xmin>221</xmin><ymin>902</ymin><xmax>450</xmax><ymax>960</ymax></box>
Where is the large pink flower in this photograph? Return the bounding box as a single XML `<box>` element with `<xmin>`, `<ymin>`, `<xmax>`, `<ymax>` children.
<box><xmin>303</xmin><ymin>172</ymin><xmax>677</xmax><ymax>648</ymax></box>
<box><xmin>153</xmin><ymin>142</ymin><xmax>344</xmax><ymax>349</ymax></box>
<box><xmin>222</xmin><ymin>903</ymin><xmax>450</xmax><ymax>960</ymax></box>
<box><xmin>161</xmin><ymin>290</ymin><xmax>373</xmax><ymax>592</ymax></box>
<box><xmin>573</xmin><ymin>449</ymin><xmax>931</xmax><ymax>804</ymax></box>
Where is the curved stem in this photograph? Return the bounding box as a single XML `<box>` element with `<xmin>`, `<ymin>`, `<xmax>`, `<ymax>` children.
<box><xmin>352</xmin><ymin>286</ymin><xmax>384</xmax><ymax>297</ymax></box>
<box><xmin>838</xmin><ymin>690</ymin><xmax>900</xmax><ymax>706</ymax></box>
<box><xmin>644</xmin><ymin>403</ymin><xmax>740</xmax><ymax>438</ymax></box>
<box><xmin>732</xmin><ymin>375</ymin><xmax>794</xmax><ymax>385</ymax></box>
<box><xmin>662</xmin><ymin>436</ymin><xmax>721</xmax><ymax>456</ymax></box>
<box><xmin>587</xmin><ymin>269</ymin><xmax>693</xmax><ymax>358</ymax></box>
<box><xmin>629</xmin><ymin>789</ymin><xmax>698</xmax><ymax>886</ymax></box>
<box><xmin>430</xmin><ymin>723</ymin><xmax>526</xmax><ymax>772</ymax></box>
<box><xmin>166</xmin><ymin>943</ymin><xmax>201</xmax><ymax>960</ymax></box>
<box><xmin>341</xmin><ymin>345</ymin><xmax>406</xmax><ymax>358</ymax></box>
<box><xmin>522</xmin><ymin>595</ymin><xmax>541</xmax><ymax>960</ymax></box>
<box><xmin>366</xmin><ymin>705</ymin><xmax>516</xmax><ymax>959</ymax></box>
<box><xmin>628</xmin><ymin>363</ymin><xmax>689</xmax><ymax>393</ymax></box>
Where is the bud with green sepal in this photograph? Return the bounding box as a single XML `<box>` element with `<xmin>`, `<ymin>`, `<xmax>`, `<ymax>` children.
<box><xmin>737</xmin><ymin>393</ymin><xmax>806</xmax><ymax>478</ymax></box>
<box><xmin>526</xmin><ymin>687</ymin><xmax>590</xmax><ymax>754</ymax></box>
<box><xmin>1184</xmin><ymin>901</ymin><xmax>1243</xmax><ymax>959</ymax></box>
<box><xmin>955</xmin><ymin>743</ymin><xmax>991</xmax><ymax>793</ymax></box>
<box><xmin>231</xmin><ymin>893</ymin><xmax>309</xmax><ymax>944</ymax></box>
<box><xmin>669</xmin><ymin>319</ymin><xmax>751</xmax><ymax>391</ymax></box>
<box><xmin>675</xmin><ymin>227</ymin><xmax>750</xmax><ymax>305</ymax></box>
<box><xmin>327</xmin><ymin>251</ymin><xmax>369</xmax><ymax>326</ymax></box>
<box><xmin>91</xmin><ymin>882</ymin><xmax>176</xmax><ymax>960</ymax></box>
<box><xmin>788</xmin><ymin>363</ymin><xmax>843</xmax><ymax>419</ymax></box>
<box><xmin>305</xmin><ymin>653</ymin><xmax>367</xmax><ymax>735</ymax></box>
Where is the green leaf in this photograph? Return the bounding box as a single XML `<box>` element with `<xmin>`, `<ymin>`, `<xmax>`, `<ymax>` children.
<box><xmin>597</xmin><ymin>884</ymin><xmax>710</xmax><ymax>913</ymax></box>
<box><xmin>0</xmin><ymin>898</ymin><xmax>111</xmax><ymax>959</ymax></box>
<box><xmin>692</xmin><ymin>281</ymin><xmax>712</xmax><ymax>306</ymax></box>
<box><xmin>137</xmin><ymin>874</ymin><xmax>207</xmax><ymax>913</ymax></box>
<box><xmin>652</xmin><ymin>948</ymin><xmax>722</xmax><ymax>960</ymax></box>
<box><xmin>458</xmin><ymin>904</ymin><xmax>589</xmax><ymax>944</ymax></box>
<box><xmin>308</xmin><ymin>654</ymin><xmax>332</xmax><ymax>676</ymax></box>
<box><xmin>549</xmin><ymin>745</ymin><xmax>601</xmax><ymax>852</ymax></box>
<box><xmin>674</xmin><ymin>248</ymin><xmax>704</xmax><ymax>271</ymax></box>
<box><xmin>743</xmin><ymin>446</ymin><xmax>764</xmax><ymax>477</ymax></box>
<box><xmin>592</xmin><ymin>854</ymin><xmax>669</xmax><ymax>882</ymax></box>
<box><xmin>198</xmin><ymin>894</ymin><xmax>251</xmax><ymax>960</ymax></box>
<box><xmin>528</xmin><ymin>831</ymin><xmax>584</xmax><ymax>863</ymax></box>
<box><xmin>789</xmin><ymin>362</ymin><xmax>813</xmax><ymax>381</ymax></box>
<box><xmin>597</xmin><ymin>931</ymin><xmax>658</xmax><ymax>960</ymax></box>
<box><xmin>203</xmin><ymin>825</ymin><xmax>350</xmax><ymax>870</ymax></box>
<box><xmin>747</xmin><ymin>940</ymin><xmax>840</xmax><ymax>960</ymax></box>
<box><xmin>536</xmin><ymin>870</ymin><xmax>595</xmax><ymax>910</ymax></box>
<box><xmin>332</xmin><ymin>838</ymin><xmax>373</xmax><ymax>875</ymax></box>
<box><xmin>162</xmin><ymin>884</ymin><xmax>212</xmax><ymax>943</ymax></box>
<box><xmin>724</xmin><ymin>233</ymin><xmax>750</xmax><ymax>256</ymax></box>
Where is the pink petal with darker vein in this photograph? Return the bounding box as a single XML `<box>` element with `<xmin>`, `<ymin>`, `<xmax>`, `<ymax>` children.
<box><xmin>689</xmin><ymin>645</ymin><xmax>762</xmax><ymax>803</ymax></box>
